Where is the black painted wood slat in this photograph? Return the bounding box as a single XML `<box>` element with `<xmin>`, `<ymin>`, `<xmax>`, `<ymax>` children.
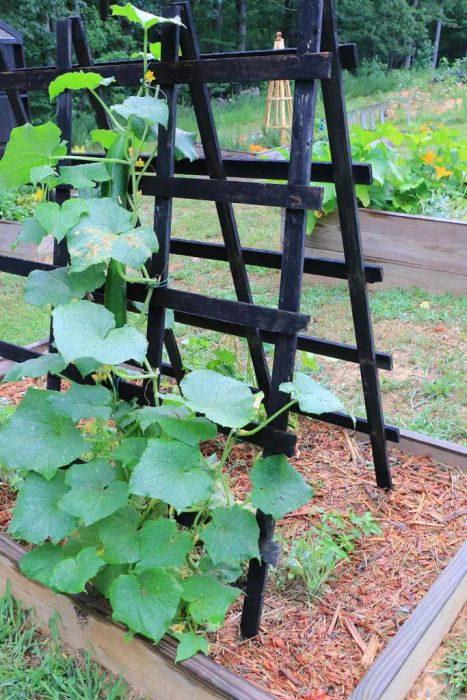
<box><xmin>178</xmin><ymin>1</ymin><xmax>271</xmax><ymax>398</ymax></box>
<box><xmin>144</xmin><ymin>7</ymin><xmax>181</xmax><ymax>402</ymax></box>
<box><xmin>170</xmin><ymin>238</ymin><xmax>383</xmax><ymax>283</ymax></box>
<box><xmin>241</xmin><ymin>0</ymin><xmax>325</xmax><ymax>640</ymax></box>
<box><xmin>70</xmin><ymin>15</ymin><xmax>111</xmax><ymax>130</ymax></box>
<box><xmin>321</xmin><ymin>0</ymin><xmax>392</xmax><ymax>489</ymax></box>
<box><xmin>140</xmin><ymin>175</ymin><xmax>323</xmax><ymax>210</ymax></box>
<box><xmin>0</xmin><ymin>52</ymin><xmax>332</xmax><ymax>92</ymax></box>
<box><xmin>174</xmin><ymin>156</ymin><xmax>373</xmax><ymax>185</ymax></box>
<box><xmin>47</xmin><ymin>18</ymin><xmax>73</xmax><ymax>392</ymax></box>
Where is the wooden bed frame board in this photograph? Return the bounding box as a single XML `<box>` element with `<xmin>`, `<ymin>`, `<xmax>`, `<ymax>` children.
<box><xmin>350</xmin><ymin>541</ymin><xmax>467</xmax><ymax>700</ymax></box>
<box><xmin>0</xmin><ymin>534</ymin><xmax>273</xmax><ymax>700</ymax></box>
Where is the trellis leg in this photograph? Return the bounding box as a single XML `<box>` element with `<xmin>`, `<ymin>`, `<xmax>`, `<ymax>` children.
<box><xmin>47</xmin><ymin>18</ymin><xmax>73</xmax><ymax>392</ymax></box>
<box><xmin>241</xmin><ymin>0</ymin><xmax>324</xmax><ymax>639</ymax></box>
<box><xmin>176</xmin><ymin>1</ymin><xmax>271</xmax><ymax>399</ymax></box>
<box><xmin>320</xmin><ymin>0</ymin><xmax>392</xmax><ymax>489</ymax></box>
<box><xmin>144</xmin><ymin>6</ymin><xmax>181</xmax><ymax>397</ymax></box>
<box><xmin>0</xmin><ymin>46</ymin><xmax>29</xmax><ymax>125</ymax></box>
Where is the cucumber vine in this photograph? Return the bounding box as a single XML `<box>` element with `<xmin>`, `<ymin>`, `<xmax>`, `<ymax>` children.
<box><xmin>0</xmin><ymin>3</ymin><xmax>344</xmax><ymax>661</ymax></box>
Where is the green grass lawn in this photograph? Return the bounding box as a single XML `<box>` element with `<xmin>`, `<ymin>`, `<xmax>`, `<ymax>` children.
<box><xmin>1</xmin><ymin>196</ymin><xmax>465</xmax><ymax>444</ymax></box>
<box><xmin>0</xmin><ymin>587</ymin><xmax>142</xmax><ymax>699</ymax></box>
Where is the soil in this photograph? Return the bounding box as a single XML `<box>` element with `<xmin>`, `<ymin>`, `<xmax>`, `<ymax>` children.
<box><xmin>0</xmin><ymin>379</ymin><xmax>465</xmax><ymax>699</ymax></box>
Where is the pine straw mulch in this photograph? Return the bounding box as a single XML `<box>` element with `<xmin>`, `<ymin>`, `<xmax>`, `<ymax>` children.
<box><xmin>0</xmin><ymin>380</ymin><xmax>466</xmax><ymax>699</ymax></box>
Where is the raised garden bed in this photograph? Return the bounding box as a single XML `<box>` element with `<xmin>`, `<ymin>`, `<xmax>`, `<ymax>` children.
<box><xmin>303</xmin><ymin>209</ymin><xmax>467</xmax><ymax>294</ymax></box>
<box><xmin>0</xmin><ymin>220</ymin><xmax>53</xmax><ymax>263</ymax></box>
<box><xmin>1</xmin><ymin>377</ymin><xmax>465</xmax><ymax>699</ymax></box>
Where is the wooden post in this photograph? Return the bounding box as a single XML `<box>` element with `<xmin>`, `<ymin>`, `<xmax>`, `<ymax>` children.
<box><xmin>263</xmin><ymin>32</ymin><xmax>293</xmax><ymax>146</ymax></box>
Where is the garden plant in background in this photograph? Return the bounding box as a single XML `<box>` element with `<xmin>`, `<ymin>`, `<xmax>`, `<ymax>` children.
<box><xmin>0</xmin><ymin>3</ymin><xmax>345</xmax><ymax>661</ymax></box>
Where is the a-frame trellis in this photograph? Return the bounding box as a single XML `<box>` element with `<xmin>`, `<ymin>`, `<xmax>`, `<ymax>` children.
<box><xmin>0</xmin><ymin>0</ymin><xmax>400</xmax><ymax>638</ymax></box>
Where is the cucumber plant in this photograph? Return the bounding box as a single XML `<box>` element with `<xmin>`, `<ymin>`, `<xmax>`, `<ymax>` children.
<box><xmin>0</xmin><ymin>3</ymin><xmax>344</xmax><ymax>661</ymax></box>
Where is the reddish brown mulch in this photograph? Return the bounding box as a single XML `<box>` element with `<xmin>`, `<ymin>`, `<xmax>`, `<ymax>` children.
<box><xmin>0</xmin><ymin>381</ymin><xmax>465</xmax><ymax>699</ymax></box>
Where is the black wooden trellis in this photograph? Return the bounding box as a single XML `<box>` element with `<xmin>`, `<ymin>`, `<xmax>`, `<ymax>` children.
<box><xmin>0</xmin><ymin>0</ymin><xmax>400</xmax><ymax>638</ymax></box>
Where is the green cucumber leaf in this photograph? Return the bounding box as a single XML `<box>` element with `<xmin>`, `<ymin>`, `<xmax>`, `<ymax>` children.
<box><xmin>64</xmin><ymin>459</ymin><xmax>116</xmax><ymax>489</ymax></box>
<box><xmin>0</xmin><ymin>122</ymin><xmax>66</xmax><ymax>189</ymax></box>
<box><xmin>135</xmin><ymin>405</ymin><xmax>189</xmax><ymax>432</ymax></box>
<box><xmin>0</xmin><ymin>388</ymin><xmax>87</xmax><ymax>479</ymax></box>
<box><xmin>98</xmin><ymin>506</ymin><xmax>141</xmax><ymax>564</ymax></box>
<box><xmin>197</xmin><ymin>556</ymin><xmax>243</xmax><ymax>584</ymax></box>
<box><xmin>3</xmin><ymin>353</ymin><xmax>66</xmax><ymax>383</ymax></box>
<box><xmin>14</xmin><ymin>217</ymin><xmax>48</xmax><ymax>247</ymax></box>
<box><xmin>112</xmin><ymin>438</ymin><xmax>148</xmax><ymax>469</ymax></box>
<box><xmin>29</xmin><ymin>164</ymin><xmax>58</xmax><ymax>185</ymax></box>
<box><xmin>34</xmin><ymin>199</ymin><xmax>88</xmax><ymax>242</ymax></box>
<box><xmin>93</xmin><ymin>564</ymin><xmax>128</xmax><ymax>597</ymax></box>
<box><xmin>280</xmin><ymin>372</ymin><xmax>345</xmax><ymax>415</ymax></box>
<box><xmin>50</xmin><ymin>547</ymin><xmax>105</xmax><ymax>593</ymax></box>
<box><xmin>109</xmin><ymin>569</ymin><xmax>182</xmax><ymax>642</ymax></box>
<box><xmin>249</xmin><ymin>454</ymin><xmax>312</xmax><ymax>520</ymax></box>
<box><xmin>24</xmin><ymin>264</ymin><xmax>106</xmax><ymax>307</ymax></box>
<box><xmin>174</xmin><ymin>631</ymin><xmax>209</xmax><ymax>663</ymax></box>
<box><xmin>135</xmin><ymin>519</ymin><xmax>192</xmax><ymax>572</ymax></box>
<box><xmin>129</xmin><ymin>439</ymin><xmax>212</xmax><ymax>511</ymax></box>
<box><xmin>19</xmin><ymin>543</ymin><xmax>66</xmax><ymax>587</ymax></box>
<box><xmin>155</xmin><ymin>416</ymin><xmax>216</xmax><ymax>446</ymax></box>
<box><xmin>181</xmin><ymin>575</ymin><xmax>240</xmax><ymax>627</ymax></box>
<box><xmin>110</xmin><ymin>4</ymin><xmax>183</xmax><ymax>30</ymax></box>
<box><xmin>202</xmin><ymin>505</ymin><xmax>260</xmax><ymax>566</ymax></box>
<box><xmin>59</xmin><ymin>480</ymin><xmax>128</xmax><ymax>527</ymax></box>
<box><xmin>66</xmin><ymin>198</ymin><xmax>157</xmax><ymax>271</ymax></box>
<box><xmin>49</xmin><ymin>383</ymin><xmax>113</xmax><ymax>422</ymax></box>
<box><xmin>180</xmin><ymin>370</ymin><xmax>256</xmax><ymax>429</ymax></box>
<box><xmin>175</xmin><ymin>129</ymin><xmax>197</xmax><ymax>162</ymax></box>
<box><xmin>58</xmin><ymin>162</ymin><xmax>112</xmax><ymax>189</ymax></box>
<box><xmin>90</xmin><ymin>129</ymin><xmax>119</xmax><ymax>150</ymax></box>
<box><xmin>74</xmin><ymin>358</ymin><xmax>102</xmax><ymax>378</ymax></box>
<box><xmin>53</xmin><ymin>300</ymin><xmax>148</xmax><ymax>365</ymax></box>
<box><xmin>49</xmin><ymin>71</ymin><xmax>115</xmax><ymax>100</ymax></box>
<box><xmin>8</xmin><ymin>471</ymin><xmax>78</xmax><ymax>544</ymax></box>
<box><xmin>111</xmin><ymin>95</ymin><xmax>168</xmax><ymax>134</ymax></box>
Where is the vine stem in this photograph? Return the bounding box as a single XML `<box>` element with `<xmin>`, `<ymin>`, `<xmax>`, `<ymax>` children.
<box><xmin>89</xmin><ymin>88</ymin><xmax>125</xmax><ymax>131</ymax></box>
<box><xmin>50</xmin><ymin>154</ymin><xmax>129</xmax><ymax>166</ymax></box>
<box><xmin>239</xmin><ymin>399</ymin><xmax>297</xmax><ymax>437</ymax></box>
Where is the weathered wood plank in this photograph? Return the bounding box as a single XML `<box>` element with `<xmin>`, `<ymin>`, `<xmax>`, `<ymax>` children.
<box><xmin>0</xmin><ymin>534</ymin><xmax>273</xmax><ymax>700</ymax></box>
<box><xmin>350</xmin><ymin>542</ymin><xmax>467</xmax><ymax>700</ymax></box>
<box><xmin>305</xmin><ymin>209</ymin><xmax>467</xmax><ymax>293</ymax></box>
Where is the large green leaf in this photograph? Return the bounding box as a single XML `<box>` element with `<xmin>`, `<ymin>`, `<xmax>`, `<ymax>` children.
<box><xmin>19</xmin><ymin>544</ymin><xmax>66</xmax><ymax>586</ymax></box>
<box><xmin>34</xmin><ymin>199</ymin><xmax>88</xmax><ymax>242</ymax></box>
<box><xmin>134</xmin><ymin>405</ymin><xmax>188</xmax><ymax>432</ymax></box>
<box><xmin>64</xmin><ymin>459</ymin><xmax>116</xmax><ymax>489</ymax></box>
<box><xmin>57</xmin><ymin>162</ymin><xmax>112</xmax><ymax>189</ymax></box>
<box><xmin>249</xmin><ymin>454</ymin><xmax>312</xmax><ymax>520</ymax></box>
<box><xmin>181</xmin><ymin>575</ymin><xmax>240</xmax><ymax>627</ymax></box>
<box><xmin>112</xmin><ymin>96</ymin><xmax>168</xmax><ymax>134</ymax></box>
<box><xmin>175</xmin><ymin>129</ymin><xmax>197</xmax><ymax>162</ymax></box>
<box><xmin>53</xmin><ymin>300</ymin><xmax>148</xmax><ymax>365</ymax></box>
<box><xmin>111</xmin><ymin>3</ymin><xmax>183</xmax><ymax>30</ymax></box>
<box><xmin>3</xmin><ymin>353</ymin><xmax>66</xmax><ymax>383</ymax></box>
<box><xmin>93</xmin><ymin>564</ymin><xmax>128</xmax><ymax>597</ymax></box>
<box><xmin>0</xmin><ymin>388</ymin><xmax>87</xmax><ymax>480</ymax></box>
<box><xmin>112</xmin><ymin>438</ymin><xmax>148</xmax><ymax>470</ymax></box>
<box><xmin>90</xmin><ymin>129</ymin><xmax>119</xmax><ymax>150</ymax></box>
<box><xmin>66</xmin><ymin>198</ymin><xmax>157</xmax><ymax>271</ymax></box>
<box><xmin>180</xmin><ymin>370</ymin><xmax>256</xmax><ymax>429</ymax></box>
<box><xmin>14</xmin><ymin>218</ymin><xmax>48</xmax><ymax>247</ymax></box>
<box><xmin>109</xmin><ymin>569</ymin><xmax>182</xmax><ymax>642</ymax></box>
<box><xmin>49</xmin><ymin>71</ymin><xmax>114</xmax><ymax>100</ymax></box>
<box><xmin>129</xmin><ymin>439</ymin><xmax>212</xmax><ymax>511</ymax></box>
<box><xmin>49</xmin><ymin>383</ymin><xmax>113</xmax><ymax>422</ymax></box>
<box><xmin>24</xmin><ymin>264</ymin><xmax>106</xmax><ymax>307</ymax></box>
<box><xmin>280</xmin><ymin>372</ymin><xmax>345</xmax><ymax>415</ymax></box>
<box><xmin>135</xmin><ymin>406</ymin><xmax>216</xmax><ymax>446</ymax></box>
<box><xmin>0</xmin><ymin>122</ymin><xmax>66</xmax><ymax>189</ymax></box>
<box><xmin>50</xmin><ymin>547</ymin><xmax>105</xmax><ymax>593</ymax></box>
<box><xmin>202</xmin><ymin>505</ymin><xmax>260</xmax><ymax>566</ymax></box>
<box><xmin>174</xmin><ymin>631</ymin><xmax>209</xmax><ymax>663</ymax></box>
<box><xmin>136</xmin><ymin>519</ymin><xmax>192</xmax><ymax>572</ymax></box>
<box><xmin>98</xmin><ymin>506</ymin><xmax>141</xmax><ymax>565</ymax></box>
<box><xmin>59</xmin><ymin>479</ymin><xmax>128</xmax><ymax>527</ymax></box>
<box><xmin>8</xmin><ymin>471</ymin><xmax>78</xmax><ymax>544</ymax></box>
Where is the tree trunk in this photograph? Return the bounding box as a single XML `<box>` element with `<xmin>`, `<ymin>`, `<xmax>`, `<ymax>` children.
<box><xmin>236</xmin><ymin>0</ymin><xmax>247</xmax><ymax>52</ymax></box>
<box><xmin>99</xmin><ymin>0</ymin><xmax>109</xmax><ymax>21</ymax></box>
<box><xmin>213</xmin><ymin>0</ymin><xmax>224</xmax><ymax>35</ymax></box>
<box><xmin>432</xmin><ymin>1</ymin><xmax>444</xmax><ymax>69</ymax></box>
<box><xmin>403</xmin><ymin>0</ymin><xmax>418</xmax><ymax>69</ymax></box>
